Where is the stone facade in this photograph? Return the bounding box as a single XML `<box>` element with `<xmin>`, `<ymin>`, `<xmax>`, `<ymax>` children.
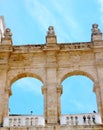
<box><xmin>0</xmin><ymin>17</ymin><xmax>103</xmax><ymax>129</ymax></box>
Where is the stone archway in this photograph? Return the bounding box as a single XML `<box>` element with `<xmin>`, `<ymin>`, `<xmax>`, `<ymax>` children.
<box><xmin>58</xmin><ymin>70</ymin><xmax>100</xmax><ymax>119</ymax></box>
<box><xmin>61</xmin><ymin>74</ymin><xmax>97</xmax><ymax>114</ymax></box>
<box><xmin>9</xmin><ymin>76</ymin><xmax>43</xmax><ymax>115</ymax></box>
<box><xmin>4</xmin><ymin>72</ymin><xmax>44</xmax><ymax>117</ymax></box>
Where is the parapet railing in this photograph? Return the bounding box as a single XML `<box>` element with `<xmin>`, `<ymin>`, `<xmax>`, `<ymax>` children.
<box><xmin>3</xmin><ymin>113</ymin><xmax>102</xmax><ymax>127</ymax></box>
<box><xmin>3</xmin><ymin>115</ymin><xmax>45</xmax><ymax>127</ymax></box>
<box><xmin>60</xmin><ymin>113</ymin><xmax>102</xmax><ymax>126</ymax></box>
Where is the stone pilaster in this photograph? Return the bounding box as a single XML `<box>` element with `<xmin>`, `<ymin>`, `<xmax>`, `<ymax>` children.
<box><xmin>44</xmin><ymin>26</ymin><xmax>59</xmax><ymax>124</ymax></box>
<box><xmin>93</xmin><ymin>82</ymin><xmax>102</xmax><ymax>120</ymax></box>
<box><xmin>56</xmin><ymin>85</ymin><xmax>62</xmax><ymax>124</ymax></box>
<box><xmin>42</xmin><ymin>86</ymin><xmax>47</xmax><ymax>124</ymax></box>
<box><xmin>3</xmin><ymin>88</ymin><xmax>12</xmax><ymax>116</ymax></box>
<box><xmin>0</xmin><ymin>69</ymin><xmax>8</xmax><ymax>125</ymax></box>
<box><xmin>46</xmin><ymin>82</ymin><xmax>58</xmax><ymax>125</ymax></box>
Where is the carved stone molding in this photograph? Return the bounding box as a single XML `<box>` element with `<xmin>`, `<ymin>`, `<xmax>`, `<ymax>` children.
<box><xmin>57</xmin><ymin>86</ymin><xmax>63</xmax><ymax>94</ymax></box>
<box><xmin>5</xmin><ymin>88</ymin><xmax>12</xmax><ymax>96</ymax></box>
<box><xmin>42</xmin><ymin>86</ymin><xmax>47</xmax><ymax>94</ymax></box>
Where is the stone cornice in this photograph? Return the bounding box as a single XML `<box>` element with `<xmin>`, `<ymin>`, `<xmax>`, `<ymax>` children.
<box><xmin>10</xmin><ymin>42</ymin><xmax>94</xmax><ymax>54</ymax></box>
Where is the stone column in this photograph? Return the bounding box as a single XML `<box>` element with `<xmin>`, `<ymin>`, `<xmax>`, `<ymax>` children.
<box><xmin>0</xmin><ymin>92</ymin><xmax>4</xmax><ymax>125</ymax></box>
<box><xmin>3</xmin><ymin>88</ymin><xmax>12</xmax><ymax>116</ymax></box>
<box><xmin>42</xmin><ymin>86</ymin><xmax>47</xmax><ymax>124</ymax></box>
<box><xmin>56</xmin><ymin>85</ymin><xmax>62</xmax><ymax>124</ymax></box>
<box><xmin>0</xmin><ymin>69</ymin><xmax>7</xmax><ymax>125</ymax></box>
<box><xmin>44</xmin><ymin>26</ymin><xmax>60</xmax><ymax>125</ymax></box>
<box><xmin>93</xmin><ymin>82</ymin><xmax>102</xmax><ymax>117</ymax></box>
<box><xmin>45</xmin><ymin>69</ymin><xmax>58</xmax><ymax>125</ymax></box>
<box><xmin>46</xmin><ymin>83</ymin><xmax>59</xmax><ymax>125</ymax></box>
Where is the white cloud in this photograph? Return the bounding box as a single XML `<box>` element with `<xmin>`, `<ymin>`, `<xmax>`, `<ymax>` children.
<box><xmin>69</xmin><ymin>99</ymin><xmax>84</xmax><ymax>110</ymax></box>
<box><xmin>61</xmin><ymin>98</ymin><xmax>87</xmax><ymax>114</ymax></box>
<box><xmin>24</xmin><ymin>0</ymin><xmax>82</xmax><ymax>42</ymax></box>
<box><xmin>98</xmin><ymin>0</ymin><xmax>103</xmax><ymax>12</ymax></box>
<box><xmin>98</xmin><ymin>0</ymin><xmax>103</xmax><ymax>24</ymax></box>
<box><xmin>24</xmin><ymin>0</ymin><xmax>58</xmax><ymax>32</ymax></box>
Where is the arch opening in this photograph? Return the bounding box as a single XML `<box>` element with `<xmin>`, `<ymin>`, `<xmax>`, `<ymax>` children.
<box><xmin>9</xmin><ymin>77</ymin><xmax>44</xmax><ymax>115</ymax></box>
<box><xmin>61</xmin><ymin>75</ymin><xmax>97</xmax><ymax>114</ymax></box>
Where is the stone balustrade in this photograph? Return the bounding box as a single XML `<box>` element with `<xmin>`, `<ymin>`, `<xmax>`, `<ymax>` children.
<box><xmin>3</xmin><ymin>115</ymin><xmax>45</xmax><ymax>127</ymax></box>
<box><xmin>3</xmin><ymin>113</ymin><xmax>102</xmax><ymax>127</ymax></box>
<box><xmin>60</xmin><ymin>113</ymin><xmax>102</xmax><ymax>126</ymax></box>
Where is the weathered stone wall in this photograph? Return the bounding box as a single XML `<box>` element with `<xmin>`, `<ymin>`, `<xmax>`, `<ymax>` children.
<box><xmin>0</xmin><ymin>17</ymin><xmax>103</xmax><ymax>129</ymax></box>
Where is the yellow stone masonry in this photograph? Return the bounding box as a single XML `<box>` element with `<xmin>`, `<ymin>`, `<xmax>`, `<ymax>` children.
<box><xmin>0</xmin><ymin>17</ymin><xmax>103</xmax><ymax>129</ymax></box>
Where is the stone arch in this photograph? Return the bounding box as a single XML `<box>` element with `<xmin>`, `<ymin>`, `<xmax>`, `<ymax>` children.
<box><xmin>59</xmin><ymin>70</ymin><xmax>102</xmax><ymax>116</ymax></box>
<box><xmin>60</xmin><ymin>70</ymin><xmax>96</xmax><ymax>85</ymax></box>
<box><xmin>8</xmin><ymin>72</ymin><xmax>44</xmax><ymax>115</ymax></box>
<box><xmin>3</xmin><ymin>71</ymin><xmax>44</xmax><ymax>116</ymax></box>
<box><xmin>8</xmin><ymin>72</ymin><xmax>44</xmax><ymax>90</ymax></box>
<box><xmin>61</xmin><ymin>74</ymin><xmax>97</xmax><ymax>114</ymax></box>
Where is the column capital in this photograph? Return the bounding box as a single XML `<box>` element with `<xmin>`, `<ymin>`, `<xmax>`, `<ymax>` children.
<box><xmin>57</xmin><ymin>85</ymin><xmax>63</xmax><ymax>95</ymax></box>
<box><xmin>5</xmin><ymin>87</ymin><xmax>12</xmax><ymax>96</ymax></box>
<box><xmin>42</xmin><ymin>86</ymin><xmax>47</xmax><ymax>94</ymax></box>
<box><xmin>93</xmin><ymin>82</ymin><xmax>100</xmax><ymax>92</ymax></box>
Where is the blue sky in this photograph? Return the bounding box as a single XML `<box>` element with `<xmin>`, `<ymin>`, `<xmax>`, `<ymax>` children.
<box><xmin>0</xmin><ymin>0</ymin><xmax>102</xmax><ymax>115</ymax></box>
<box><xmin>0</xmin><ymin>0</ymin><xmax>103</xmax><ymax>44</ymax></box>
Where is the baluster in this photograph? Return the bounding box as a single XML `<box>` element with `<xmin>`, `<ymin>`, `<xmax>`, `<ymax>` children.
<box><xmin>66</xmin><ymin>116</ymin><xmax>69</xmax><ymax>125</ymax></box>
<box><xmin>26</xmin><ymin>118</ymin><xmax>29</xmax><ymax>126</ymax></box>
<box><xmin>70</xmin><ymin>116</ymin><xmax>73</xmax><ymax>125</ymax></box>
<box><xmin>18</xmin><ymin>118</ymin><xmax>21</xmax><ymax>126</ymax></box>
<box><xmin>75</xmin><ymin>116</ymin><xmax>78</xmax><ymax>125</ymax></box>
<box><xmin>92</xmin><ymin>115</ymin><xmax>96</xmax><ymax>124</ymax></box>
<box><xmin>31</xmin><ymin>118</ymin><xmax>34</xmax><ymax>126</ymax></box>
<box><xmin>13</xmin><ymin>118</ymin><xmax>17</xmax><ymax>126</ymax></box>
<box><xmin>83</xmin><ymin>115</ymin><xmax>86</xmax><ymax>124</ymax></box>
<box><xmin>35</xmin><ymin>117</ymin><xmax>38</xmax><ymax>126</ymax></box>
<box><xmin>9</xmin><ymin>118</ymin><xmax>12</xmax><ymax>127</ymax></box>
<box><xmin>87</xmin><ymin>115</ymin><xmax>91</xmax><ymax>125</ymax></box>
